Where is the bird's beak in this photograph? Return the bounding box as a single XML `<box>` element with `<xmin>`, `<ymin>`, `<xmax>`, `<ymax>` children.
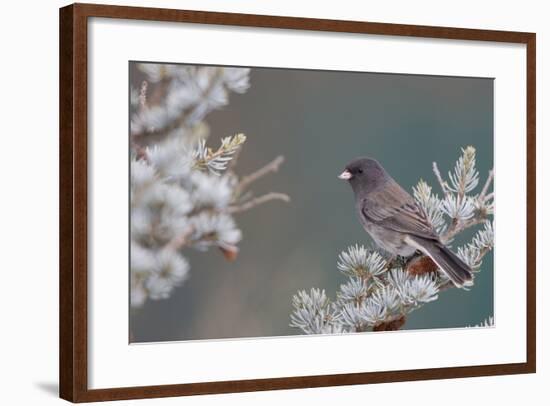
<box><xmin>338</xmin><ymin>169</ymin><xmax>352</xmax><ymax>180</ymax></box>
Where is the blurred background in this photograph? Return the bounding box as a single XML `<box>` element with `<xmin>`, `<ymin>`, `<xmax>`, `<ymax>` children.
<box><xmin>130</xmin><ymin>65</ymin><xmax>493</xmax><ymax>342</ymax></box>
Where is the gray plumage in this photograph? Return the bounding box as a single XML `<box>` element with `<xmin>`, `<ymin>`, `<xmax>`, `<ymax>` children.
<box><xmin>339</xmin><ymin>157</ymin><xmax>473</xmax><ymax>288</ymax></box>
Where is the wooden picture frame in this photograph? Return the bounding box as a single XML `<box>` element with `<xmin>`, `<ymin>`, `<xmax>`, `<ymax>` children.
<box><xmin>59</xmin><ymin>3</ymin><xmax>536</xmax><ymax>402</ymax></box>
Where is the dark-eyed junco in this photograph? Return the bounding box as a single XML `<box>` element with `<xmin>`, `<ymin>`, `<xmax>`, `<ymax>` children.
<box><xmin>339</xmin><ymin>157</ymin><xmax>473</xmax><ymax>288</ymax></box>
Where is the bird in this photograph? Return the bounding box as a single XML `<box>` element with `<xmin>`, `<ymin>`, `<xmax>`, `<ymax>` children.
<box><xmin>338</xmin><ymin>157</ymin><xmax>473</xmax><ymax>288</ymax></box>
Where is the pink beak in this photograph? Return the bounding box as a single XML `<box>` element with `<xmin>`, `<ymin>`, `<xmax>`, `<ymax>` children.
<box><xmin>338</xmin><ymin>169</ymin><xmax>352</xmax><ymax>180</ymax></box>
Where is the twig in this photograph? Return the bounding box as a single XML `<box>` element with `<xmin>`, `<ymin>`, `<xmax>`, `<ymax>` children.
<box><xmin>442</xmin><ymin>217</ymin><xmax>487</xmax><ymax>243</ymax></box>
<box><xmin>237</xmin><ymin>156</ymin><xmax>285</xmax><ymax>193</ymax></box>
<box><xmin>227</xmin><ymin>192</ymin><xmax>290</xmax><ymax>214</ymax></box>
<box><xmin>227</xmin><ymin>146</ymin><xmax>242</xmax><ymax>171</ymax></box>
<box><xmin>131</xmin><ymin>141</ymin><xmax>148</xmax><ymax>161</ymax></box>
<box><xmin>133</xmin><ymin>68</ymin><xmax>224</xmax><ymax>139</ymax></box>
<box><xmin>164</xmin><ymin>226</ymin><xmax>195</xmax><ymax>252</ymax></box>
<box><xmin>138</xmin><ymin>80</ymin><xmax>148</xmax><ymax>112</ymax></box>
<box><xmin>479</xmin><ymin>169</ymin><xmax>494</xmax><ymax>201</ymax></box>
<box><xmin>432</xmin><ymin>162</ymin><xmax>450</xmax><ymax>199</ymax></box>
<box><xmin>477</xmin><ymin>245</ymin><xmax>493</xmax><ymax>265</ymax></box>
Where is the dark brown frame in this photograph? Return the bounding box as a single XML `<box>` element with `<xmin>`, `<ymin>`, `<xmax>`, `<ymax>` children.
<box><xmin>59</xmin><ymin>2</ymin><xmax>536</xmax><ymax>402</ymax></box>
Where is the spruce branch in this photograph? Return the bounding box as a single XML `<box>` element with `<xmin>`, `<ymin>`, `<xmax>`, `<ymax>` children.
<box><xmin>442</xmin><ymin>216</ymin><xmax>488</xmax><ymax>242</ymax></box>
<box><xmin>432</xmin><ymin>162</ymin><xmax>451</xmax><ymax>199</ymax></box>
<box><xmin>290</xmin><ymin>145</ymin><xmax>494</xmax><ymax>334</ymax></box>
<box><xmin>457</xmin><ymin>221</ymin><xmax>494</xmax><ymax>270</ymax></box>
<box><xmin>479</xmin><ymin>169</ymin><xmax>494</xmax><ymax>201</ymax></box>
<box><xmin>130</xmin><ymin>65</ymin><xmax>289</xmax><ymax>310</ymax></box>
<box><xmin>448</xmin><ymin>146</ymin><xmax>479</xmax><ymax>198</ymax></box>
<box><xmin>437</xmin><ymin>147</ymin><xmax>494</xmax><ymax>242</ymax></box>
<box><xmin>193</xmin><ymin>133</ymin><xmax>247</xmax><ymax>175</ymax></box>
<box><xmin>131</xmin><ymin>65</ymin><xmax>250</xmax><ymax>142</ymax></box>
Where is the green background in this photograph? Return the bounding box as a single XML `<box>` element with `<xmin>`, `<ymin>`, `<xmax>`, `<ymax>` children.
<box><xmin>131</xmin><ymin>66</ymin><xmax>494</xmax><ymax>342</ymax></box>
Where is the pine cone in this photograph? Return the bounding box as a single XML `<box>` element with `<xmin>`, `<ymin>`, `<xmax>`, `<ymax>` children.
<box><xmin>373</xmin><ymin>315</ymin><xmax>406</xmax><ymax>331</ymax></box>
<box><xmin>406</xmin><ymin>255</ymin><xmax>438</xmax><ymax>276</ymax></box>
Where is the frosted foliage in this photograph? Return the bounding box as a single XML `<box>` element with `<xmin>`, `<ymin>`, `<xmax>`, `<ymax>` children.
<box><xmin>291</xmin><ymin>146</ymin><xmax>494</xmax><ymax>333</ymax></box>
<box><xmin>130</xmin><ymin>64</ymin><xmax>288</xmax><ymax>308</ymax></box>
<box><xmin>457</xmin><ymin>221</ymin><xmax>494</xmax><ymax>270</ymax></box>
<box><xmin>337</xmin><ymin>245</ymin><xmax>387</xmax><ymax>277</ymax></box>
<box><xmin>289</xmin><ymin>289</ymin><xmax>344</xmax><ymax>334</ymax></box>
<box><xmin>131</xmin><ymin>65</ymin><xmax>251</xmax><ymax>135</ymax></box>
<box><xmin>413</xmin><ymin>180</ymin><xmax>446</xmax><ymax>233</ymax></box>
<box><xmin>474</xmin><ymin>316</ymin><xmax>495</xmax><ymax>327</ymax></box>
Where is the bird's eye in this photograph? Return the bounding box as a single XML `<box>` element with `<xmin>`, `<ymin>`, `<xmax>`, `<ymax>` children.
<box><xmin>357</xmin><ymin>169</ymin><xmax>363</xmax><ymax>174</ymax></box>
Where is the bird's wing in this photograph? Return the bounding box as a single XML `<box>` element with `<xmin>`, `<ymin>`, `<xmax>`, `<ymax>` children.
<box><xmin>361</xmin><ymin>180</ymin><xmax>439</xmax><ymax>240</ymax></box>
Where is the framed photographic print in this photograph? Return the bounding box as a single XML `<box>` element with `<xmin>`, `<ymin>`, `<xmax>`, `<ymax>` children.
<box><xmin>59</xmin><ymin>3</ymin><xmax>536</xmax><ymax>402</ymax></box>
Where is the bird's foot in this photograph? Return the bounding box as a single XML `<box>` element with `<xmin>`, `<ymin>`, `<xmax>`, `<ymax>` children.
<box><xmin>383</xmin><ymin>255</ymin><xmax>399</xmax><ymax>271</ymax></box>
<box><xmin>404</xmin><ymin>251</ymin><xmax>424</xmax><ymax>267</ymax></box>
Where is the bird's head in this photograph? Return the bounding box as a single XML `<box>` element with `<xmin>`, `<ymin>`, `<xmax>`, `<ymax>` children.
<box><xmin>338</xmin><ymin>157</ymin><xmax>389</xmax><ymax>194</ymax></box>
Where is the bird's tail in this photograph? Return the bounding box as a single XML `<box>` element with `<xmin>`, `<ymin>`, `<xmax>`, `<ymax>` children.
<box><xmin>406</xmin><ymin>236</ymin><xmax>473</xmax><ymax>288</ymax></box>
